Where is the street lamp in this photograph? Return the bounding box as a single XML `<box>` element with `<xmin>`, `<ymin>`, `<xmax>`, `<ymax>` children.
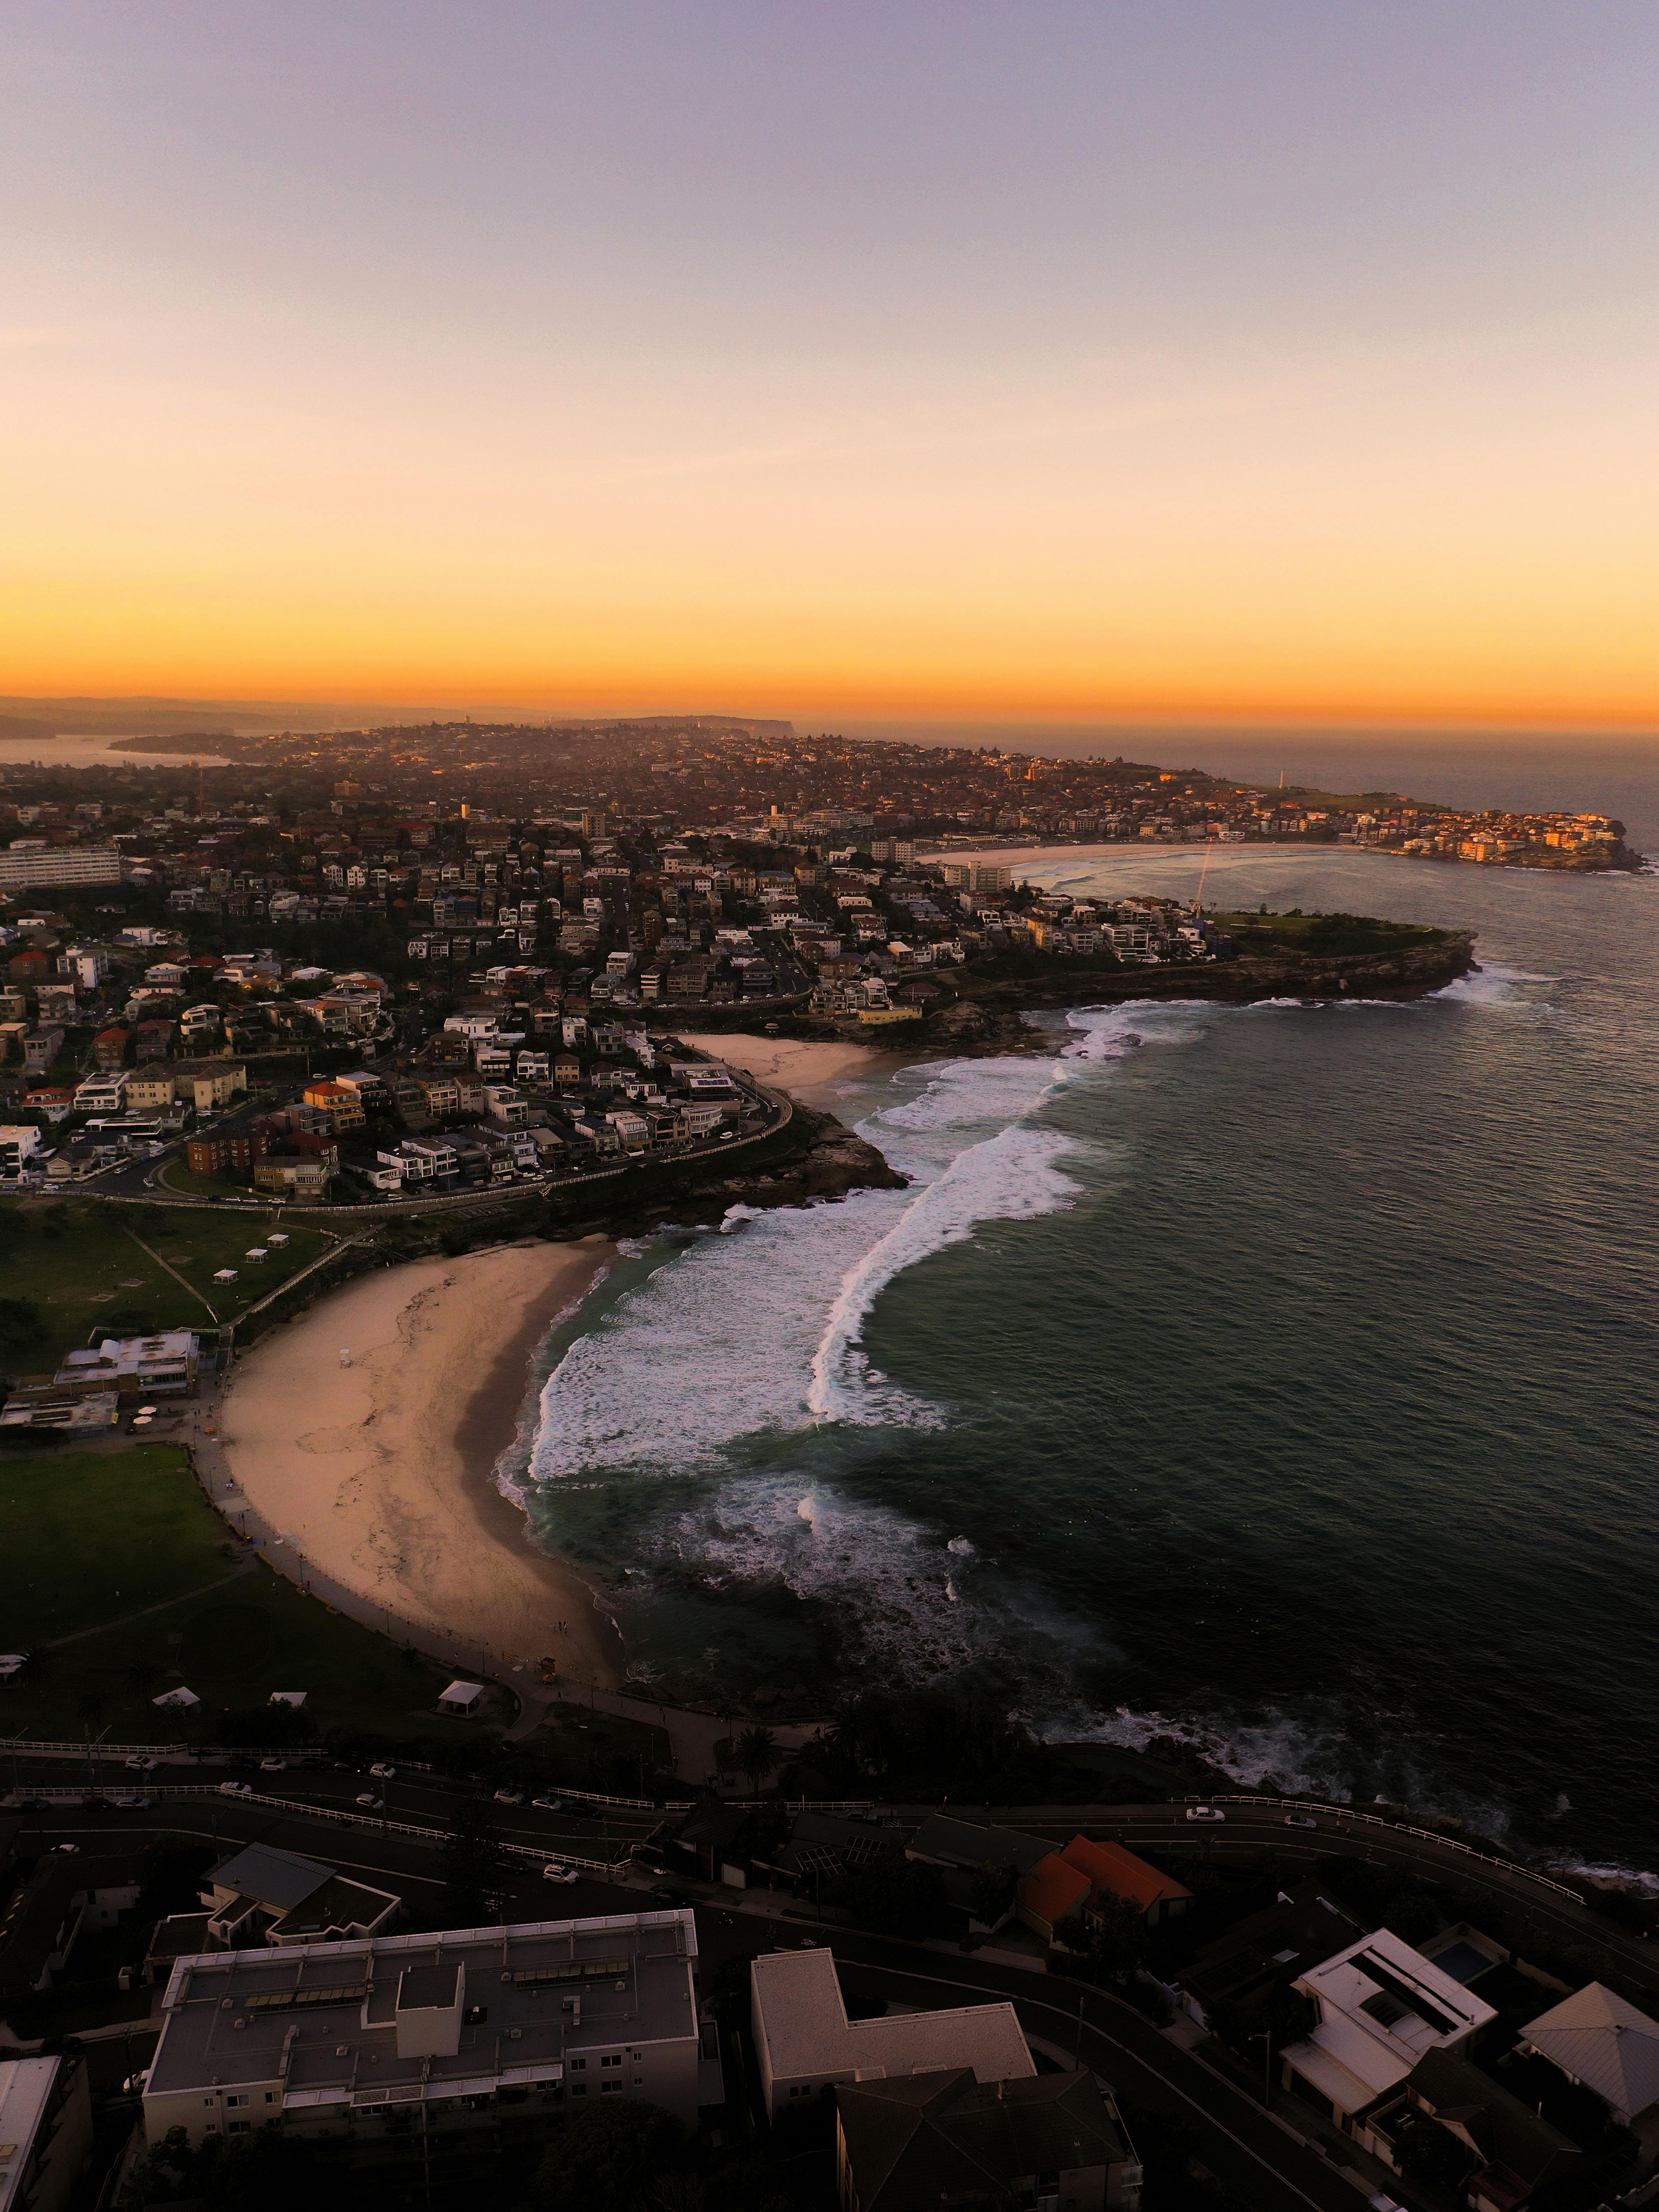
<box><xmin>1249</xmin><ymin>2031</ymin><xmax>1273</xmax><ymax>2106</ymax></box>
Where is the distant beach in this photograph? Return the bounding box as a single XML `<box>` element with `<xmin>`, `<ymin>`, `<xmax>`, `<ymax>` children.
<box><xmin>676</xmin><ymin>1030</ymin><xmax>895</xmax><ymax>1100</ymax></box>
<box><xmin>219</xmin><ymin>1240</ymin><xmax>621</xmax><ymax>1687</ymax></box>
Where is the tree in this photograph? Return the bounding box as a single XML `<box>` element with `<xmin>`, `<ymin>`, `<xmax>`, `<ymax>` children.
<box><xmin>523</xmin><ymin>2098</ymin><xmax>685</xmax><ymax>2212</ymax></box>
<box><xmin>830</xmin><ymin>1856</ymin><xmax>949</xmax><ymax>1938</ymax></box>
<box><xmin>734</xmin><ymin>1725</ymin><xmax>777</xmax><ymax>1793</ymax></box>
<box><xmin>440</xmin><ymin>1792</ymin><xmax>508</xmax><ymax>1923</ymax></box>
<box><xmin>1076</xmin><ymin>1894</ymin><xmax>1149</xmax><ymax>1987</ymax></box>
<box><xmin>969</xmin><ymin>1860</ymin><xmax>1019</xmax><ymax>1929</ymax></box>
<box><xmin>1394</xmin><ymin>2114</ymin><xmax>1475</xmax><ymax>2193</ymax></box>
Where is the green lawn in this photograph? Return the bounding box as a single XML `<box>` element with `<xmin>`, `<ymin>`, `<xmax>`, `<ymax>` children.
<box><xmin>0</xmin><ymin>1197</ymin><xmax>335</xmax><ymax>1366</ymax></box>
<box><xmin>0</xmin><ymin>1444</ymin><xmax>453</xmax><ymax>1745</ymax></box>
<box><xmin>0</xmin><ymin>1445</ymin><xmax>231</xmax><ymax>1646</ymax></box>
<box><xmin>1215</xmin><ymin>908</ymin><xmax>1446</xmax><ymax>958</ymax></box>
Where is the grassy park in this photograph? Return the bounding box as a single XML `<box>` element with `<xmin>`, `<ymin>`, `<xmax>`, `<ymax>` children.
<box><xmin>0</xmin><ymin>1444</ymin><xmax>453</xmax><ymax>1746</ymax></box>
<box><xmin>0</xmin><ymin>1197</ymin><xmax>335</xmax><ymax>1369</ymax></box>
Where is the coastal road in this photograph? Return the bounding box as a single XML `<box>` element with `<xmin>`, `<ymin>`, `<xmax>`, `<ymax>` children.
<box><xmin>13</xmin><ymin>1800</ymin><xmax>1381</xmax><ymax>2212</ymax></box>
<box><xmin>960</xmin><ymin>1800</ymin><xmax>1659</xmax><ymax>1990</ymax></box>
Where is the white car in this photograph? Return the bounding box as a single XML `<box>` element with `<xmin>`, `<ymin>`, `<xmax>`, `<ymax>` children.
<box><xmin>259</xmin><ymin>1758</ymin><xmax>287</xmax><ymax>1772</ymax></box>
<box><xmin>217</xmin><ymin>1781</ymin><xmax>253</xmax><ymax>1797</ymax></box>
<box><xmin>51</xmin><ymin>1842</ymin><xmax>80</xmax><ymax>1853</ymax></box>
<box><xmin>368</xmin><ymin>1763</ymin><xmax>396</xmax><ymax>1780</ymax></box>
<box><xmin>355</xmin><ymin>1793</ymin><xmax>384</xmax><ymax>1810</ymax></box>
<box><xmin>1283</xmin><ymin>1813</ymin><xmax>1318</xmax><ymax>1831</ymax></box>
<box><xmin>494</xmin><ymin>1788</ymin><xmax>525</xmax><ymax>1806</ymax></box>
<box><xmin>125</xmin><ymin>1755</ymin><xmax>159</xmax><ymax>1773</ymax></box>
<box><xmin>531</xmin><ymin>1795</ymin><xmax>562</xmax><ymax>1811</ymax></box>
<box><xmin>112</xmin><ymin>1793</ymin><xmax>152</xmax><ymax>1809</ymax></box>
<box><xmin>1184</xmin><ymin>1805</ymin><xmax>1226</xmax><ymax>1823</ymax></box>
<box><xmin>542</xmin><ymin>1863</ymin><xmax>579</xmax><ymax>1884</ymax></box>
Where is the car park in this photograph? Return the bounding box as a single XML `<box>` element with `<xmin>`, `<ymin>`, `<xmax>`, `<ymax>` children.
<box><xmin>1184</xmin><ymin>1805</ymin><xmax>1226</xmax><ymax>1823</ymax></box>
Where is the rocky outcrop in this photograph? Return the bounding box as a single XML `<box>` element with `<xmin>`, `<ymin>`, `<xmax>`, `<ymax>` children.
<box><xmin>920</xmin><ymin>930</ymin><xmax>1479</xmax><ymax>1054</ymax></box>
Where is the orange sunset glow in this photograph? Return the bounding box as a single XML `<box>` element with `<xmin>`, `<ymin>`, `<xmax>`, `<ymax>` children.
<box><xmin>3</xmin><ymin>3</ymin><xmax>1657</xmax><ymax>731</ymax></box>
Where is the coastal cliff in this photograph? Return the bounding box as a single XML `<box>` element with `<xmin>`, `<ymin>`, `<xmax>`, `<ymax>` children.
<box><xmin>918</xmin><ymin>925</ymin><xmax>1479</xmax><ymax>1055</ymax></box>
<box><xmin>539</xmin><ymin>1104</ymin><xmax>906</xmax><ymax>1240</ymax></box>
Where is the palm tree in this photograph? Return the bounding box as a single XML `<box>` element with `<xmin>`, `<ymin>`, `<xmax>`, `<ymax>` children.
<box><xmin>734</xmin><ymin>1725</ymin><xmax>777</xmax><ymax>1794</ymax></box>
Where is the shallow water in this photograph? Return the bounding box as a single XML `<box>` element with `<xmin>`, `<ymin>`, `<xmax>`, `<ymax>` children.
<box><xmin>506</xmin><ymin>845</ymin><xmax>1659</xmax><ymax>1871</ymax></box>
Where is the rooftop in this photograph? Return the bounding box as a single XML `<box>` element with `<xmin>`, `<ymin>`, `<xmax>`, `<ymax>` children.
<box><xmin>751</xmin><ymin>1948</ymin><xmax>1033</xmax><ymax>2088</ymax></box>
<box><xmin>1521</xmin><ymin>1982</ymin><xmax>1659</xmax><ymax>2124</ymax></box>
<box><xmin>0</xmin><ymin>2059</ymin><xmax>61</xmax><ymax>2212</ymax></box>
<box><xmin>836</xmin><ymin>2067</ymin><xmax>1132</xmax><ymax>2212</ymax></box>
<box><xmin>148</xmin><ymin>1911</ymin><xmax>698</xmax><ymax>2112</ymax></box>
<box><xmin>1286</xmin><ymin>1927</ymin><xmax>1498</xmax><ymax>2115</ymax></box>
<box><xmin>1060</xmin><ymin>1834</ymin><xmax>1192</xmax><ymax>1914</ymax></box>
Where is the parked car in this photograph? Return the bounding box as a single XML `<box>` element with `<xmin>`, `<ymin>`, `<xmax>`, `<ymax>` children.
<box><xmin>51</xmin><ymin>1842</ymin><xmax>80</xmax><ymax>1854</ymax></box>
<box><xmin>259</xmin><ymin>1758</ymin><xmax>287</xmax><ymax>1772</ymax></box>
<box><xmin>1184</xmin><ymin>1805</ymin><xmax>1226</xmax><ymax>1823</ymax></box>
<box><xmin>531</xmin><ymin>1796</ymin><xmax>562</xmax><ymax>1811</ymax></box>
<box><xmin>1283</xmin><ymin>1813</ymin><xmax>1318</xmax><ymax>1831</ymax></box>
<box><xmin>541</xmin><ymin>1863</ymin><xmax>579</xmax><ymax>1884</ymax></box>
<box><xmin>217</xmin><ymin>1781</ymin><xmax>252</xmax><ymax>1797</ymax></box>
<box><xmin>368</xmin><ymin>1763</ymin><xmax>396</xmax><ymax>1780</ymax></box>
<box><xmin>355</xmin><ymin>1793</ymin><xmax>384</xmax><ymax>1810</ymax></box>
<box><xmin>494</xmin><ymin>1789</ymin><xmax>525</xmax><ymax>1806</ymax></box>
<box><xmin>112</xmin><ymin>1793</ymin><xmax>152</xmax><ymax>1809</ymax></box>
<box><xmin>125</xmin><ymin>1755</ymin><xmax>159</xmax><ymax>1773</ymax></box>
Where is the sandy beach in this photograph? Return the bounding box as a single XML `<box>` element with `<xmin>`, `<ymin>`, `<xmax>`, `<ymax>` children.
<box><xmin>677</xmin><ymin>1030</ymin><xmax>891</xmax><ymax>1100</ymax></box>
<box><xmin>219</xmin><ymin>1240</ymin><xmax>621</xmax><ymax>1687</ymax></box>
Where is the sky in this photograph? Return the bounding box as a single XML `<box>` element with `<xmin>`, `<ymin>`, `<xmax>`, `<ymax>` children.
<box><xmin>2</xmin><ymin>1</ymin><xmax>1657</xmax><ymax>730</ymax></box>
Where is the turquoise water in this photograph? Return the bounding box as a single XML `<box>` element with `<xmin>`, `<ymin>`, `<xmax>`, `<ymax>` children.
<box><xmin>510</xmin><ymin>844</ymin><xmax>1659</xmax><ymax>1871</ymax></box>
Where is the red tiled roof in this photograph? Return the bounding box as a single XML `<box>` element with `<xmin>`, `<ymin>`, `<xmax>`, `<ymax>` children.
<box><xmin>1019</xmin><ymin>1854</ymin><xmax>1092</xmax><ymax>1928</ymax></box>
<box><xmin>1061</xmin><ymin>1834</ymin><xmax>1192</xmax><ymax>1912</ymax></box>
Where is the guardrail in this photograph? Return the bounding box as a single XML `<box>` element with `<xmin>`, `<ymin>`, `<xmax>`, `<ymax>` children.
<box><xmin>1178</xmin><ymin>1793</ymin><xmax>1588</xmax><ymax>1906</ymax></box>
<box><xmin>4</xmin><ymin>1784</ymin><xmax>625</xmax><ymax>1876</ymax></box>
<box><xmin>3</xmin><ymin>1746</ymin><xmax>685</xmax><ymax>1814</ymax></box>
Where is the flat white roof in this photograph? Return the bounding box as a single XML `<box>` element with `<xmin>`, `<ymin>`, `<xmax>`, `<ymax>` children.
<box><xmin>751</xmin><ymin>1948</ymin><xmax>1033</xmax><ymax>2089</ymax></box>
<box><xmin>1287</xmin><ymin>1927</ymin><xmax>1496</xmax><ymax>2114</ymax></box>
<box><xmin>0</xmin><ymin>2059</ymin><xmax>60</xmax><ymax>2212</ymax></box>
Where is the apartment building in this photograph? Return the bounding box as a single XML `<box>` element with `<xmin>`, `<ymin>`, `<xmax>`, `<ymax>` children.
<box><xmin>143</xmin><ymin>1910</ymin><xmax>708</xmax><ymax>2151</ymax></box>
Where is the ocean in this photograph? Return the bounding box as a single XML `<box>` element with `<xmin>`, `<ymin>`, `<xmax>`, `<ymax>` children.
<box><xmin>499</xmin><ymin>832</ymin><xmax>1659</xmax><ymax>1875</ymax></box>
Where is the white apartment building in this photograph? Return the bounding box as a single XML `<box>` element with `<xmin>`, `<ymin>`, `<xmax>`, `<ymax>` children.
<box><xmin>144</xmin><ymin>1910</ymin><xmax>709</xmax><ymax>2151</ymax></box>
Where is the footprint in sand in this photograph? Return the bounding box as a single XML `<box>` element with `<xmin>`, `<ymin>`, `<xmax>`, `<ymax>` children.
<box><xmin>296</xmin><ymin>1426</ymin><xmax>373</xmax><ymax>1455</ymax></box>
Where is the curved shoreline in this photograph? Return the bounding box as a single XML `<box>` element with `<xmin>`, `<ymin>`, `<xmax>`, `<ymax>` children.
<box><xmin>219</xmin><ymin>1239</ymin><xmax>624</xmax><ymax>1690</ymax></box>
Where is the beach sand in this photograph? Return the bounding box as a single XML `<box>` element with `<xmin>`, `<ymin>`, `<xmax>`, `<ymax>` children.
<box><xmin>219</xmin><ymin>1239</ymin><xmax>621</xmax><ymax>1686</ymax></box>
<box><xmin>677</xmin><ymin>1030</ymin><xmax>890</xmax><ymax>1100</ymax></box>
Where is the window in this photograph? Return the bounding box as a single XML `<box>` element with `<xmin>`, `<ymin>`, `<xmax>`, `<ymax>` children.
<box><xmin>601</xmin><ymin>2081</ymin><xmax>620</xmax><ymax>2095</ymax></box>
<box><xmin>571</xmin><ymin>2084</ymin><xmax>587</xmax><ymax>2099</ymax></box>
<box><xmin>569</xmin><ymin>2057</ymin><xmax>586</xmax><ymax>2071</ymax></box>
<box><xmin>226</xmin><ymin>2095</ymin><xmax>250</xmax><ymax>2108</ymax></box>
<box><xmin>228</xmin><ymin>2122</ymin><xmax>251</xmax><ymax>2135</ymax></box>
<box><xmin>600</xmin><ymin>2054</ymin><xmax>622</xmax><ymax>2069</ymax></box>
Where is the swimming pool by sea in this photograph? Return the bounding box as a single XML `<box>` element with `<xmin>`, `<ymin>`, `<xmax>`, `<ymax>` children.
<box><xmin>500</xmin><ymin>846</ymin><xmax>1659</xmax><ymax>1873</ymax></box>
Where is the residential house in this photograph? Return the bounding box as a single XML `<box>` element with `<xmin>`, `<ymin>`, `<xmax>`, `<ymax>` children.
<box><xmin>1280</xmin><ymin>1928</ymin><xmax>1497</xmax><ymax>2136</ymax></box>
<box><xmin>1058</xmin><ymin>1837</ymin><xmax>1193</xmax><ymax>1929</ymax></box>
<box><xmin>835</xmin><ymin>2067</ymin><xmax>1141</xmax><ymax>2212</ymax></box>
<box><xmin>751</xmin><ymin>1947</ymin><xmax>1034</xmax><ymax>2124</ymax></box>
<box><xmin>1390</xmin><ymin>2048</ymin><xmax>1580</xmax><ymax>2212</ymax></box>
<box><xmin>1518</xmin><ymin>1984</ymin><xmax>1659</xmax><ymax>2130</ymax></box>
